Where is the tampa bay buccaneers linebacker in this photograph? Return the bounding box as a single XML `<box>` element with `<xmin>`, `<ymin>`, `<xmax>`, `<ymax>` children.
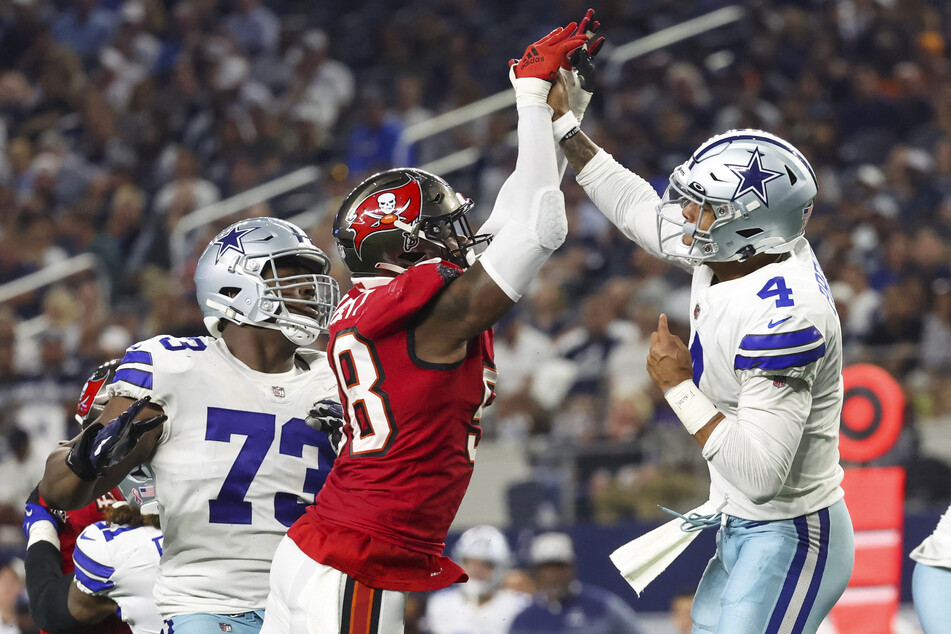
<box><xmin>260</xmin><ymin>16</ymin><xmax>598</xmax><ymax>634</ymax></box>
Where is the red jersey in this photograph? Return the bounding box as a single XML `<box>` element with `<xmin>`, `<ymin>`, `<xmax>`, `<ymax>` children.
<box><xmin>288</xmin><ymin>260</ymin><xmax>497</xmax><ymax>592</ymax></box>
<box><xmin>38</xmin><ymin>490</ymin><xmax>130</xmax><ymax>634</ymax></box>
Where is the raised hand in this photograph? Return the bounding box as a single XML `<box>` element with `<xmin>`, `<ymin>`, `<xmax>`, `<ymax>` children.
<box><xmin>512</xmin><ymin>24</ymin><xmax>589</xmax><ymax>82</ymax></box>
<box><xmin>66</xmin><ymin>396</ymin><xmax>166</xmax><ymax>481</ymax></box>
<box><xmin>647</xmin><ymin>314</ymin><xmax>694</xmax><ymax>392</ymax></box>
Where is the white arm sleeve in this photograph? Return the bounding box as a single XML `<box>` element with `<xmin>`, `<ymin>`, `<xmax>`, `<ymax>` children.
<box><xmin>575</xmin><ymin>150</ymin><xmax>691</xmax><ymax>272</ymax></box>
<box><xmin>478</xmin><ymin>89</ymin><xmax>559</xmax><ymax>237</ymax></box>
<box><xmin>479</xmin><ymin>84</ymin><xmax>566</xmax><ymax>301</ymax></box>
<box><xmin>701</xmin><ymin>376</ymin><xmax>812</xmax><ymax>504</ymax></box>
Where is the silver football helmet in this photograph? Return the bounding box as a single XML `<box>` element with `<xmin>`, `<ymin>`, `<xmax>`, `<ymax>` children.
<box><xmin>657</xmin><ymin>129</ymin><xmax>818</xmax><ymax>263</ymax></box>
<box><xmin>116</xmin><ymin>464</ymin><xmax>158</xmax><ymax>515</ymax></box>
<box><xmin>195</xmin><ymin>217</ymin><xmax>339</xmax><ymax>346</ymax></box>
<box><xmin>453</xmin><ymin>525</ymin><xmax>512</xmax><ymax>599</ymax></box>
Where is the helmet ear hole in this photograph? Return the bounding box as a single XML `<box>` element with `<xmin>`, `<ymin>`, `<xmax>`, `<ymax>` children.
<box><xmin>220</xmin><ymin>287</ymin><xmax>241</xmax><ymax>298</ymax></box>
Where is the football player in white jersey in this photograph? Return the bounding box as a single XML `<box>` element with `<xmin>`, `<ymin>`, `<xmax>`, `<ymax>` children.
<box><xmin>24</xmin><ymin>466</ymin><xmax>163</xmax><ymax>634</ymax></box>
<box><xmin>424</xmin><ymin>526</ymin><xmax>530</xmax><ymax>634</ymax></box>
<box><xmin>911</xmin><ymin>501</ymin><xmax>951</xmax><ymax>633</ymax></box>
<box><xmin>552</xmin><ymin>49</ymin><xmax>853</xmax><ymax>634</ymax></box>
<box><xmin>38</xmin><ymin>217</ymin><xmax>342</xmax><ymax>634</ymax></box>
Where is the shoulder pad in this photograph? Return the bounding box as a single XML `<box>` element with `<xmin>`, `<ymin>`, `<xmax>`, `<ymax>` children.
<box><xmin>337</xmin><ymin>259</ymin><xmax>462</xmax><ymax>338</ymax></box>
<box><xmin>72</xmin><ymin>523</ymin><xmax>116</xmax><ymax>596</ymax></box>
<box><xmin>734</xmin><ymin>314</ymin><xmax>826</xmax><ymax>385</ymax></box>
<box><xmin>108</xmin><ymin>335</ymin><xmax>209</xmax><ymax>404</ymax></box>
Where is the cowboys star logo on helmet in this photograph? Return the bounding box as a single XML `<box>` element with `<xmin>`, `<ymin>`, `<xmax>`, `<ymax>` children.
<box><xmin>212</xmin><ymin>225</ymin><xmax>256</xmax><ymax>263</ymax></box>
<box><xmin>725</xmin><ymin>149</ymin><xmax>784</xmax><ymax>206</ymax></box>
<box><xmin>347</xmin><ymin>179</ymin><xmax>423</xmax><ymax>258</ymax></box>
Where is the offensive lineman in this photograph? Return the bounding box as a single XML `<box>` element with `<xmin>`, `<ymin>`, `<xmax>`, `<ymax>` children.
<box><xmin>553</xmin><ymin>48</ymin><xmax>854</xmax><ymax>633</ymax></box>
<box><xmin>38</xmin><ymin>217</ymin><xmax>341</xmax><ymax>634</ymax></box>
<box><xmin>260</xmin><ymin>21</ymin><xmax>590</xmax><ymax>634</ymax></box>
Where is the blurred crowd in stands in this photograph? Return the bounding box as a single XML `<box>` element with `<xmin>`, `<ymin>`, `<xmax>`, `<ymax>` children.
<box><xmin>2</xmin><ymin>0</ymin><xmax>951</xmax><ymax>552</ymax></box>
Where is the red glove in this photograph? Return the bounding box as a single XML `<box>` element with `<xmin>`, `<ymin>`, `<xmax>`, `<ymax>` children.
<box><xmin>513</xmin><ymin>24</ymin><xmax>589</xmax><ymax>81</ymax></box>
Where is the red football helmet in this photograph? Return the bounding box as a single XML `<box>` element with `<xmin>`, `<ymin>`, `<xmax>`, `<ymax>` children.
<box><xmin>333</xmin><ymin>168</ymin><xmax>491</xmax><ymax>276</ymax></box>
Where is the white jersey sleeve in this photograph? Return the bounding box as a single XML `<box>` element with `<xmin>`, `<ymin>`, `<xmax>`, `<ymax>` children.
<box><xmin>575</xmin><ymin>150</ymin><xmax>691</xmax><ymax>272</ymax></box>
<box><xmin>733</xmin><ymin>313</ymin><xmax>828</xmax><ymax>388</ymax></box>
<box><xmin>912</xmin><ymin>502</ymin><xmax>951</xmax><ymax>568</ymax></box>
<box><xmin>73</xmin><ymin>521</ymin><xmax>163</xmax><ymax>634</ymax></box>
<box><xmin>702</xmin><ymin>375</ymin><xmax>812</xmax><ymax>504</ymax></box>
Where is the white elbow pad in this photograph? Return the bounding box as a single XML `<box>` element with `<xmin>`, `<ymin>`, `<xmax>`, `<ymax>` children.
<box><xmin>480</xmin><ymin>187</ymin><xmax>566</xmax><ymax>301</ymax></box>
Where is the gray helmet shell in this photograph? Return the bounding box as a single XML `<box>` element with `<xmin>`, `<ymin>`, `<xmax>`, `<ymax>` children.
<box><xmin>194</xmin><ymin>217</ymin><xmax>339</xmax><ymax>346</ymax></box>
<box><xmin>657</xmin><ymin>129</ymin><xmax>818</xmax><ymax>263</ymax></box>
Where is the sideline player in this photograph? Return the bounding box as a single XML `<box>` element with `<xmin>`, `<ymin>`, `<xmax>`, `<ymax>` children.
<box><xmin>553</xmin><ymin>49</ymin><xmax>854</xmax><ymax>633</ymax></box>
<box><xmin>423</xmin><ymin>526</ymin><xmax>530</xmax><ymax>634</ymax></box>
<box><xmin>260</xmin><ymin>22</ymin><xmax>589</xmax><ymax>634</ymax></box>
<box><xmin>38</xmin><ymin>217</ymin><xmax>342</xmax><ymax>633</ymax></box>
<box><xmin>24</xmin><ymin>467</ymin><xmax>163</xmax><ymax>634</ymax></box>
<box><xmin>911</xmin><ymin>501</ymin><xmax>951</xmax><ymax>633</ymax></box>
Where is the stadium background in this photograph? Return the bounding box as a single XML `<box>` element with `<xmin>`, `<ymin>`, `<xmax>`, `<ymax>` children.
<box><xmin>1</xmin><ymin>0</ymin><xmax>950</xmax><ymax>631</ymax></box>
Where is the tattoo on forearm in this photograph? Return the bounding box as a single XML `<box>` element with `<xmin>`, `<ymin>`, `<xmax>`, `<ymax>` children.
<box><xmin>560</xmin><ymin>132</ymin><xmax>599</xmax><ymax>173</ymax></box>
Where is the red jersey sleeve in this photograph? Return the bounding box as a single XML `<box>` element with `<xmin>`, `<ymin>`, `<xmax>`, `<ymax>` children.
<box><xmin>352</xmin><ymin>259</ymin><xmax>462</xmax><ymax>338</ymax></box>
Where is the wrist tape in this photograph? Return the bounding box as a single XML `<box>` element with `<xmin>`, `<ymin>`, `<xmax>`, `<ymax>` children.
<box><xmin>664</xmin><ymin>380</ymin><xmax>719</xmax><ymax>435</ymax></box>
<box><xmin>552</xmin><ymin>112</ymin><xmax>580</xmax><ymax>143</ymax></box>
<box><xmin>27</xmin><ymin>521</ymin><xmax>60</xmax><ymax>550</ymax></box>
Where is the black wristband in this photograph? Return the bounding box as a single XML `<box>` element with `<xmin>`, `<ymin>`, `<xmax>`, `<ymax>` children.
<box><xmin>560</xmin><ymin>126</ymin><xmax>581</xmax><ymax>143</ymax></box>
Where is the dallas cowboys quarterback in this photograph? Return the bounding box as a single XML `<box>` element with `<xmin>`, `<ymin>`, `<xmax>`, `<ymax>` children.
<box><xmin>38</xmin><ymin>217</ymin><xmax>341</xmax><ymax>634</ymax></box>
<box><xmin>551</xmin><ymin>51</ymin><xmax>854</xmax><ymax>632</ymax></box>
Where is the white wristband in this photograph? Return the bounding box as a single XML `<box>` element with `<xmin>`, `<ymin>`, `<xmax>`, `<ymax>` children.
<box><xmin>552</xmin><ymin>111</ymin><xmax>580</xmax><ymax>143</ymax></box>
<box><xmin>664</xmin><ymin>380</ymin><xmax>719</xmax><ymax>435</ymax></box>
<box><xmin>27</xmin><ymin>521</ymin><xmax>60</xmax><ymax>550</ymax></box>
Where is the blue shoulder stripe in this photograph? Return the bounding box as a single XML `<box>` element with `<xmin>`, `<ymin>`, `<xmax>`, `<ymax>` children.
<box><xmin>740</xmin><ymin>327</ymin><xmax>822</xmax><ymax>351</ymax></box>
<box><xmin>121</xmin><ymin>350</ymin><xmax>153</xmax><ymax>366</ymax></box>
<box><xmin>74</xmin><ymin>566</ymin><xmax>115</xmax><ymax>593</ymax></box>
<box><xmin>114</xmin><ymin>368</ymin><xmax>153</xmax><ymax>389</ymax></box>
<box><xmin>735</xmin><ymin>344</ymin><xmax>826</xmax><ymax>371</ymax></box>
<box><xmin>73</xmin><ymin>546</ymin><xmax>115</xmax><ymax>580</ymax></box>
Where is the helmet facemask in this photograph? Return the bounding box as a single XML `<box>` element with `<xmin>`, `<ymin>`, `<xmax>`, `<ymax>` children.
<box><xmin>403</xmin><ymin>197</ymin><xmax>491</xmax><ymax>269</ymax></box>
<box><xmin>209</xmin><ymin>249</ymin><xmax>339</xmax><ymax>346</ymax></box>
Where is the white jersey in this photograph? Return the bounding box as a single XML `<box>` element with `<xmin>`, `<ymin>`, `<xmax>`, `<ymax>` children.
<box><xmin>73</xmin><ymin>520</ymin><xmax>163</xmax><ymax>634</ymax></box>
<box><xmin>109</xmin><ymin>335</ymin><xmax>339</xmax><ymax>616</ymax></box>
<box><xmin>911</xmin><ymin>502</ymin><xmax>951</xmax><ymax>568</ymax></box>
<box><xmin>578</xmin><ymin>150</ymin><xmax>845</xmax><ymax>521</ymax></box>
<box><xmin>425</xmin><ymin>588</ymin><xmax>531</xmax><ymax>634</ymax></box>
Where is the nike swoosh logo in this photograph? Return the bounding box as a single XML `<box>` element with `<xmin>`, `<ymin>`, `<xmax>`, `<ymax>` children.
<box><xmin>94</xmin><ymin>437</ymin><xmax>110</xmax><ymax>457</ymax></box>
<box><xmin>25</xmin><ymin>508</ymin><xmax>32</xmax><ymax>516</ymax></box>
<box><xmin>768</xmin><ymin>316</ymin><xmax>792</xmax><ymax>328</ymax></box>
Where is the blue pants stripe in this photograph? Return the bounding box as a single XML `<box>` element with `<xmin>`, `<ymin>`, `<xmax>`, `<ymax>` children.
<box><xmin>793</xmin><ymin>508</ymin><xmax>830</xmax><ymax>632</ymax></box>
<box><xmin>765</xmin><ymin>516</ymin><xmax>810</xmax><ymax>634</ymax></box>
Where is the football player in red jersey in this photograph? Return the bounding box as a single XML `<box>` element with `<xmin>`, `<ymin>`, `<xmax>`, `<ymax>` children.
<box><xmin>260</xmin><ymin>20</ymin><xmax>594</xmax><ymax>634</ymax></box>
<box><xmin>23</xmin><ymin>360</ymin><xmax>131</xmax><ymax>634</ymax></box>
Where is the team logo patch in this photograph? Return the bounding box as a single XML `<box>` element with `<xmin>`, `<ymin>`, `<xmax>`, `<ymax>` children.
<box><xmin>694</xmin><ymin>303</ymin><xmax>701</xmax><ymax>319</ymax></box>
<box><xmin>272</xmin><ymin>386</ymin><xmax>285</xmax><ymax>398</ymax></box>
<box><xmin>773</xmin><ymin>376</ymin><xmax>787</xmax><ymax>388</ymax></box>
<box><xmin>346</xmin><ymin>179</ymin><xmax>423</xmax><ymax>258</ymax></box>
<box><xmin>218</xmin><ymin>624</ymin><xmax>233</xmax><ymax>632</ymax></box>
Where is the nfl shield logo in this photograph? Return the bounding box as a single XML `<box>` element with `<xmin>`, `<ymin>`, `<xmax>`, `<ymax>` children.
<box><xmin>694</xmin><ymin>303</ymin><xmax>701</xmax><ymax>319</ymax></box>
<box><xmin>272</xmin><ymin>386</ymin><xmax>285</xmax><ymax>398</ymax></box>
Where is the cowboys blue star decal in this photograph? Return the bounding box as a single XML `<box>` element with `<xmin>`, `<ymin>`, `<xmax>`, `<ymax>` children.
<box><xmin>213</xmin><ymin>225</ymin><xmax>256</xmax><ymax>263</ymax></box>
<box><xmin>726</xmin><ymin>149</ymin><xmax>784</xmax><ymax>207</ymax></box>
